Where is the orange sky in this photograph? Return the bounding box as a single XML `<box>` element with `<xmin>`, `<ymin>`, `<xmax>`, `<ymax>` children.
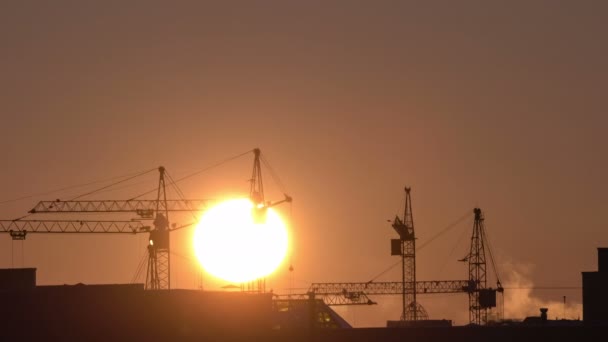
<box><xmin>1</xmin><ymin>1</ymin><xmax>607</xmax><ymax>327</ymax></box>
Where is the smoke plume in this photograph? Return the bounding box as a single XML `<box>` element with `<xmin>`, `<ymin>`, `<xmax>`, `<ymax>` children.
<box><xmin>501</xmin><ymin>262</ymin><xmax>581</xmax><ymax>321</ymax></box>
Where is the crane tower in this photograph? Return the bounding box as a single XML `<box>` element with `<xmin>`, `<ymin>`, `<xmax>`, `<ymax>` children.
<box><xmin>245</xmin><ymin>148</ymin><xmax>292</xmax><ymax>293</ymax></box>
<box><xmin>145</xmin><ymin>166</ymin><xmax>171</xmax><ymax>290</ymax></box>
<box><xmin>390</xmin><ymin>187</ymin><xmax>428</xmax><ymax>321</ymax></box>
<box><xmin>464</xmin><ymin>207</ymin><xmax>503</xmax><ymax>324</ymax></box>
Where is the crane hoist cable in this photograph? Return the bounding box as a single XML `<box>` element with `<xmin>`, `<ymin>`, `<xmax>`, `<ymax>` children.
<box><xmin>481</xmin><ymin>217</ymin><xmax>503</xmax><ymax>288</ymax></box>
<box><xmin>131</xmin><ymin>250</ymin><xmax>148</xmax><ymax>284</ymax></box>
<box><xmin>260</xmin><ymin>154</ymin><xmax>289</xmax><ymax>196</ymax></box>
<box><xmin>69</xmin><ymin>167</ymin><xmax>158</xmax><ymax>200</ymax></box>
<box><xmin>127</xmin><ymin>149</ymin><xmax>254</xmax><ymax>201</ymax></box>
<box><xmin>437</xmin><ymin>221</ymin><xmax>471</xmax><ymax>275</ymax></box>
<box><xmin>164</xmin><ymin>170</ymin><xmax>200</xmax><ymax>223</ymax></box>
<box><xmin>9</xmin><ymin>167</ymin><xmax>159</xmax><ymax>222</ymax></box>
<box><xmin>0</xmin><ymin>168</ymin><xmax>158</xmax><ymax>206</ymax></box>
<box><xmin>366</xmin><ymin>209</ymin><xmax>473</xmax><ymax>283</ymax></box>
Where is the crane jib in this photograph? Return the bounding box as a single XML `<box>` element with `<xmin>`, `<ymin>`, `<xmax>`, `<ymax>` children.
<box><xmin>28</xmin><ymin>200</ymin><xmax>211</xmax><ymax>213</ymax></box>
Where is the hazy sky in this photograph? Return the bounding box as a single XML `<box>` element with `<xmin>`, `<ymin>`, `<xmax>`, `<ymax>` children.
<box><xmin>1</xmin><ymin>1</ymin><xmax>607</xmax><ymax>327</ymax></box>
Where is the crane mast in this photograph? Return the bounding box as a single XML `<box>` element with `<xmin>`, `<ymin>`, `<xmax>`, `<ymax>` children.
<box><xmin>247</xmin><ymin>148</ymin><xmax>265</xmax><ymax>293</ymax></box>
<box><xmin>390</xmin><ymin>187</ymin><xmax>427</xmax><ymax>321</ymax></box>
<box><xmin>250</xmin><ymin>148</ymin><xmax>265</xmax><ymax>209</ymax></box>
<box><xmin>464</xmin><ymin>207</ymin><xmax>503</xmax><ymax>324</ymax></box>
<box><xmin>146</xmin><ymin>166</ymin><xmax>171</xmax><ymax>290</ymax></box>
<box><xmin>245</xmin><ymin>148</ymin><xmax>292</xmax><ymax>293</ymax></box>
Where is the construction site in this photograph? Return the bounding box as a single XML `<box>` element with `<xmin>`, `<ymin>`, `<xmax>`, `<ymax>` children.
<box><xmin>1</xmin><ymin>148</ymin><xmax>607</xmax><ymax>341</ymax></box>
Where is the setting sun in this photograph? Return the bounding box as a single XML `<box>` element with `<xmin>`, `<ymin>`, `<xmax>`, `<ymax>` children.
<box><xmin>193</xmin><ymin>198</ymin><xmax>289</xmax><ymax>284</ymax></box>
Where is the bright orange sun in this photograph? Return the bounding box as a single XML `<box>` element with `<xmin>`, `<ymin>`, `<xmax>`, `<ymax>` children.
<box><xmin>193</xmin><ymin>198</ymin><xmax>289</xmax><ymax>284</ymax></box>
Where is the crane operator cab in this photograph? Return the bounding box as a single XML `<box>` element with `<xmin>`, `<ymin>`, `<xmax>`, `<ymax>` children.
<box><xmin>149</xmin><ymin>213</ymin><xmax>169</xmax><ymax>249</ymax></box>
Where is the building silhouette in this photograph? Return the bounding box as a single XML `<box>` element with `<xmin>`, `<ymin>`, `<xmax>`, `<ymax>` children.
<box><xmin>582</xmin><ymin>247</ymin><xmax>608</xmax><ymax>325</ymax></box>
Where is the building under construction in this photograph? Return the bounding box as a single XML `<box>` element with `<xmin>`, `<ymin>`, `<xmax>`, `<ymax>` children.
<box><xmin>1</xmin><ymin>220</ymin><xmax>607</xmax><ymax>341</ymax></box>
<box><xmin>1</xmin><ymin>151</ymin><xmax>607</xmax><ymax>340</ymax></box>
<box><xmin>308</xmin><ymin>188</ymin><xmax>503</xmax><ymax>328</ymax></box>
<box><xmin>0</xmin><ymin>267</ymin><xmax>353</xmax><ymax>340</ymax></box>
<box><xmin>0</xmin><ymin>265</ymin><xmax>606</xmax><ymax>341</ymax></box>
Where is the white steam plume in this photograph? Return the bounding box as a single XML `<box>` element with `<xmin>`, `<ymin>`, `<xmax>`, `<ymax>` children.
<box><xmin>501</xmin><ymin>262</ymin><xmax>581</xmax><ymax>321</ymax></box>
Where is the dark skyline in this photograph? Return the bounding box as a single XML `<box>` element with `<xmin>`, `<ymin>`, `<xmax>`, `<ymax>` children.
<box><xmin>1</xmin><ymin>1</ymin><xmax>607</xmax><ymax>326</ymax></box>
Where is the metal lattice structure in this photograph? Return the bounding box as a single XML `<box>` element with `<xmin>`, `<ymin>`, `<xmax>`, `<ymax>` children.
<box><xmin>467</xmin><ymin>207</ymin><xmax>488</xmax><ymax>325</ymax></box>
<box><xmin>308</xmin><ymin>206</ymin><xmax>503</xmax><ymax>325</ymax></box>
<box><xmin>2</xmin><ymin>167</ymin><xmax>204</xmax><ymax>291</ymax></box>
<box><xmin>310</xmin><ymin>280</ymin><xmax>471</xmax><ymax>296</ymax></box>
<box><xmin>0</xmin><ymin>220</ymin><xmax>149</xmax><ymax>240</ymax></box>
<box><xmin>144</xmin><ymin>167</ymin><xmax>171</xmax><ymax>290</ymax></box>
<box><xmin>3</xmin><ymin>148</ymin><xmax>293</xmax><ymax>293</ymax></box>
<box><xmin>246</xmin><ymin>148</ymin><xmax>266</xmax><ymax>293</ymax></box>
<box><xmin>29</xmin><ymin>199</ymin><xmax>210</xmax><ymax>214</ymax></box>
<box><xmin>274</xmin><ymin>290</ymin><xmax>376</xmax><ymax>306</ymax></box>
<box><xmin>390</xmin><ymin>187</ymin><xmax>424</xmax><ymax>321</ymax></box>
<box><xmin>243</xmin><ymin>148</ymin><xmax>292</xmax><ymax>294</ymax></box>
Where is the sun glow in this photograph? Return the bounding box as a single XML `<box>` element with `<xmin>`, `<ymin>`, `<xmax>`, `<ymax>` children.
<box><xmin>193</xmin><ymin>198</ymin><xmax>289</xmax><ymax>283</ymax></box>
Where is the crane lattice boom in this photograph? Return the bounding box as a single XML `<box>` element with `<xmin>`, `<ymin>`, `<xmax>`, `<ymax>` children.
<box><xmin>29</xmin><ymin>199</ymin><xmax>211</xmax><ymax>214</ymax></box>
<box><xmin>309</xmin><ymin>280</ymin><xmax>472</xmax><ymax>306</ymax></box>
<box><xmin>0</xmin><ymin>220</ymin><xmax>149</xmax><ymax>237</ymax></box>
<box><xmin>310</xmin><ymin>280</ymin><xmax>472</xmax><ymax>296</ymax></box>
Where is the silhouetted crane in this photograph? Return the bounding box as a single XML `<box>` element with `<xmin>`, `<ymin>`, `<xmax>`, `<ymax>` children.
<box><xmin>1</xmin><ymin>148</ymin><xmax>292</xmax><ymax>292</ymax></box>
<box><xmin>1</xmin><ymin>166</ymin><xmax>208</xmax><ymax>290</ymax></box>
<box><xmin>390</xmin><ymin>187</ymin><xmax>427</xmax><ymax>321</ymax></box>
<box><xmin>308</xmin><ymin>191</ymin><xmax>504</xmax><ymax>325</ymax></box>
<box><xmin>245</xmin><ymin>148</ymin><xmax>292</xmax><ymax>293</ymax></box>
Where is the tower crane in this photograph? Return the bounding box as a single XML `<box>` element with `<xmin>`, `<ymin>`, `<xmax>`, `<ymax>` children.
<box><xmin>246</xmin><ymin>148</ymin><xmax>292</xmax><ymax>293</ymax></box>
<box><xmin>307</xmin><ymin>187</ymin><xmax>503</xmax><ymax>325</ymax></box>
<box><xmin>464</xmin><ymin>207</ymin><xmax>504</xmax><ymax>324</ymax></box>
<box><xmin>390</xmin><ymin>187</ymin><xmax>427</xmax><ymax>321</ymax></box>
<box><xmin>1</xmin><ymin>166</ymin><xmax>209</xmax><ymax>290</ymax></box>
<box><xmin>1</xmin><ymin>148</ymin><xmax>292</xmax><ymax>292</ymax></box>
